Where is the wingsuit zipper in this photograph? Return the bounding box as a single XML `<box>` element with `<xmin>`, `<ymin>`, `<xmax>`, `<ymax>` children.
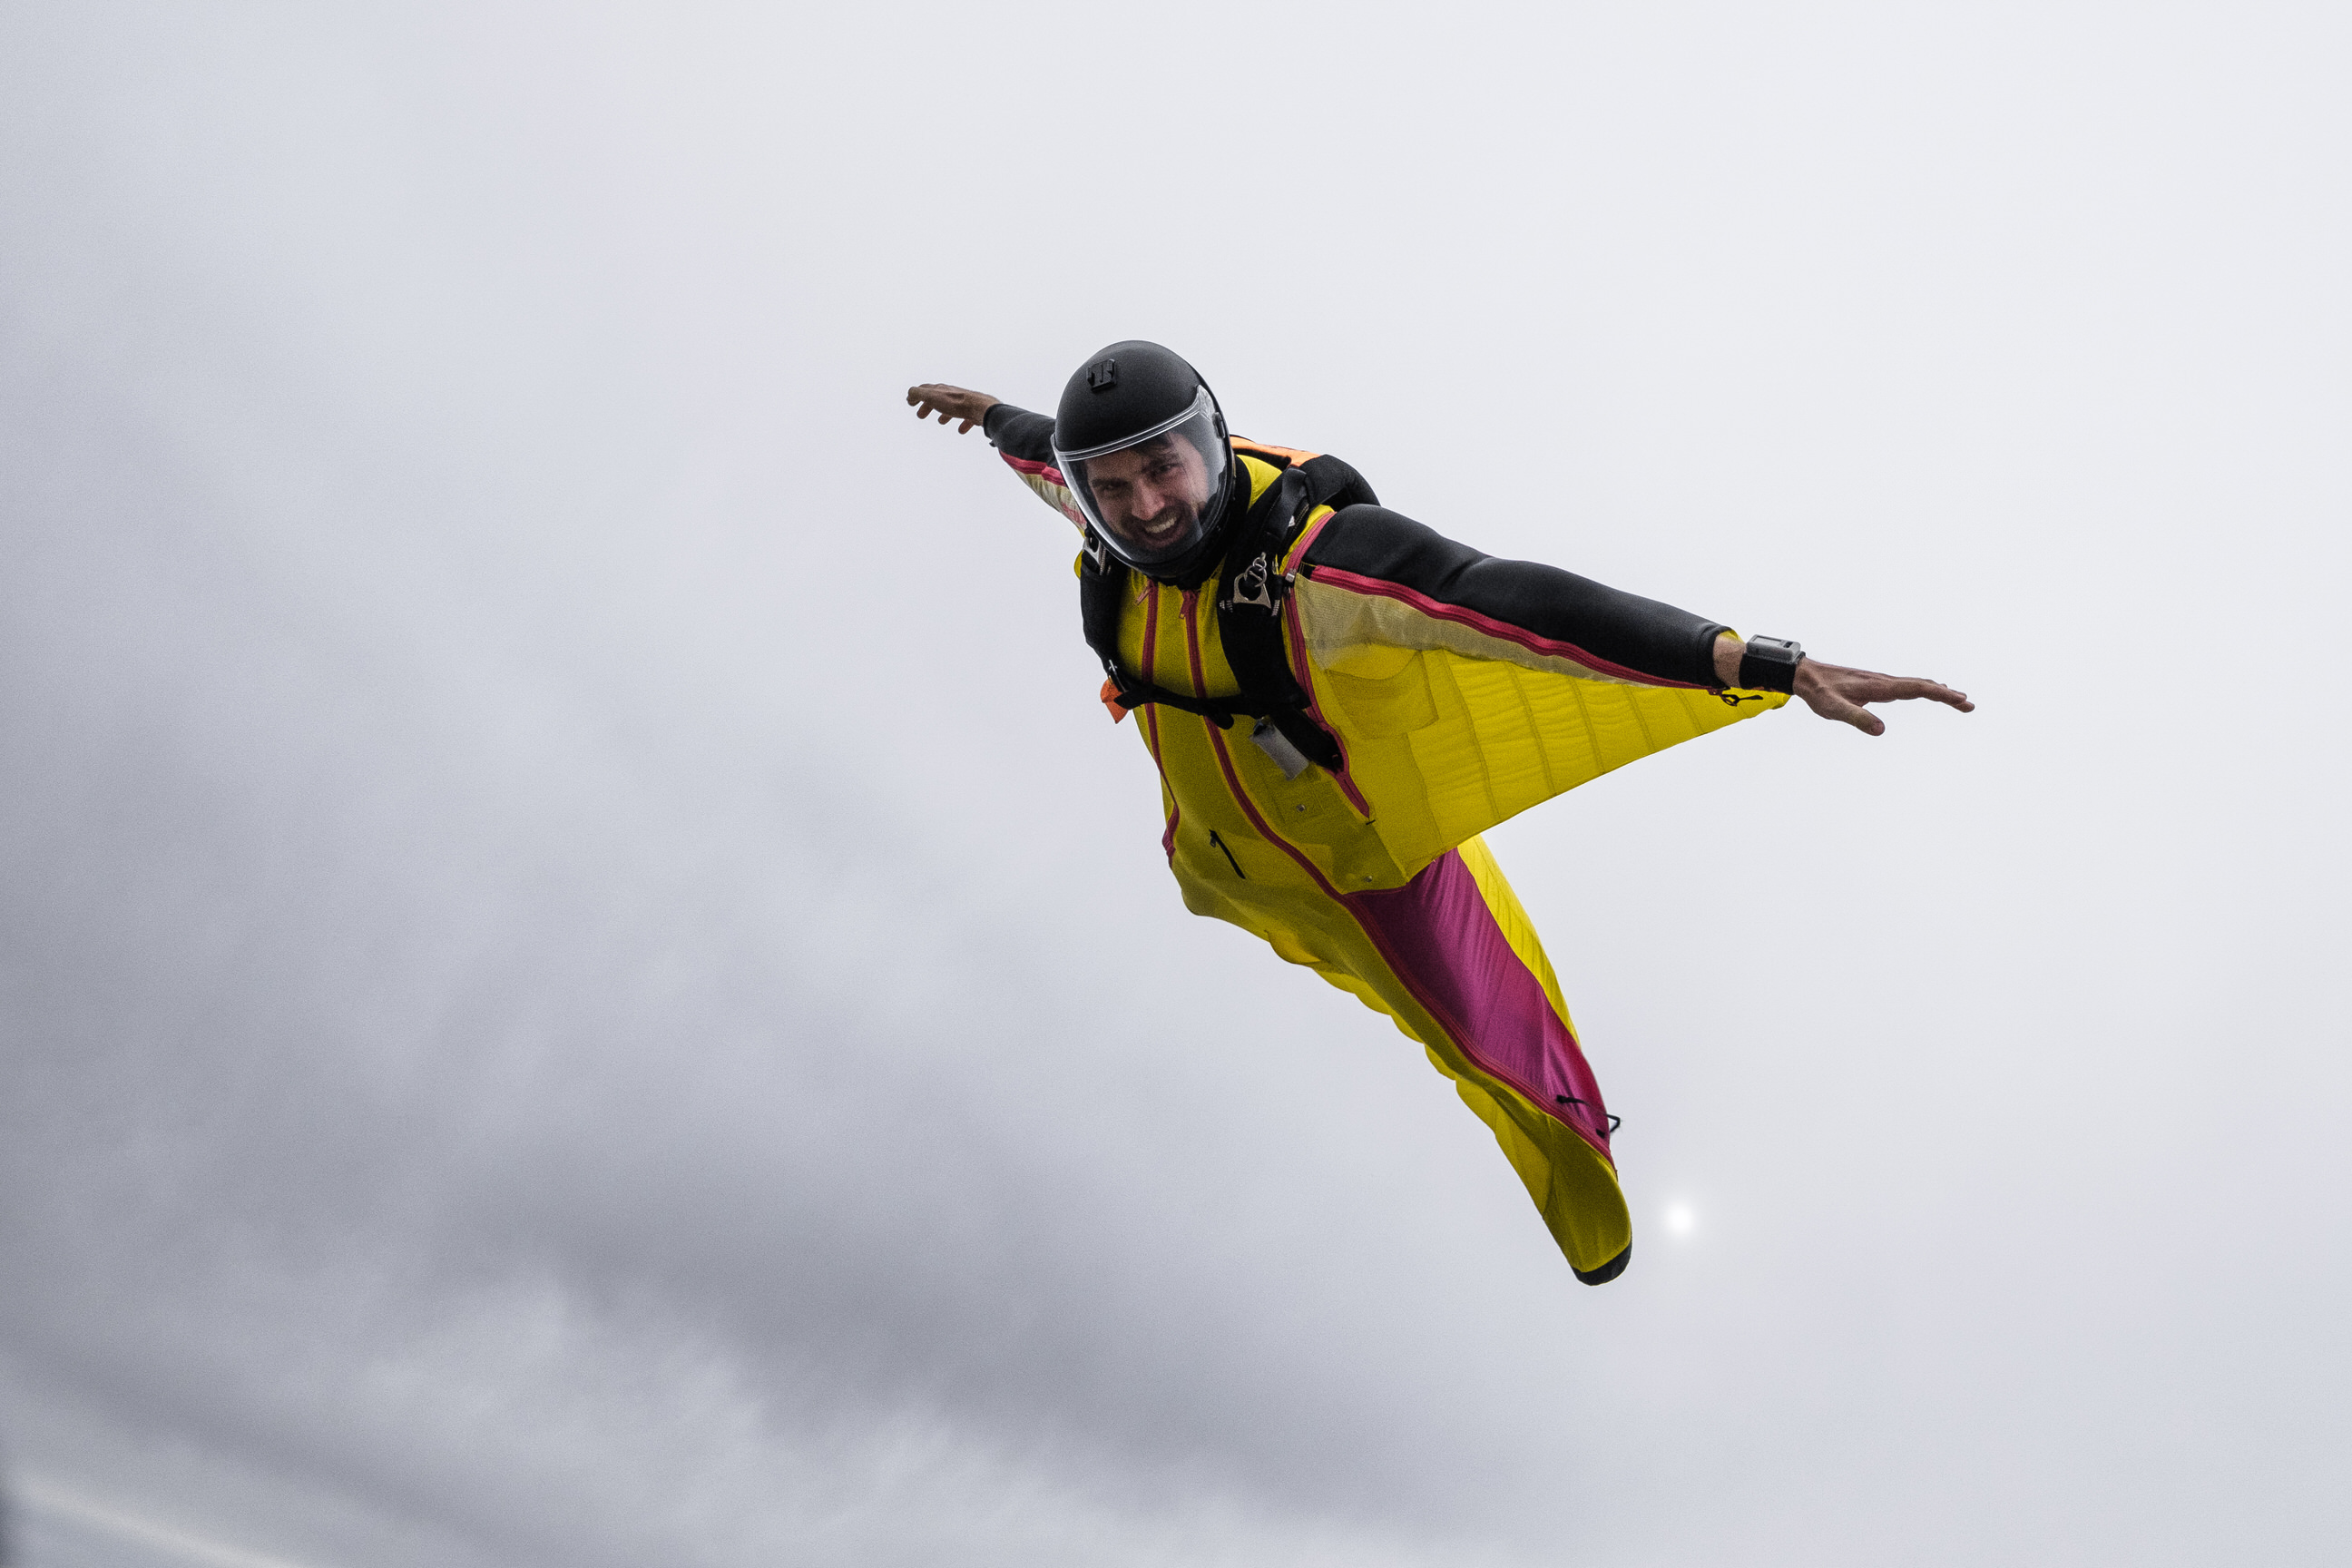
<box><xmin>1207</xmin><ymin>828</ymin><xmax>1246</xmax><ymax>878</ymax></box>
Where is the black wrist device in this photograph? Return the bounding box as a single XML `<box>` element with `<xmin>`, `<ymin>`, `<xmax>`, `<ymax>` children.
<box><xmin>1738</xmin><ymin>635</ymin><xmax>1805</xmax><ymax>692</ymax></box>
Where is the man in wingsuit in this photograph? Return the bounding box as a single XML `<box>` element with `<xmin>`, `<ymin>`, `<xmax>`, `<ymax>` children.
<box><xmin>908</xmin><ymin>342</ymin><xmax>1970</xmax><ymax>1283</ymax></box>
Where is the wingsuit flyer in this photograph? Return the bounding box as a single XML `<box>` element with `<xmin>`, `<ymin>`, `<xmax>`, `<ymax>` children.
<box><xmin>908</xmin><ymin>342</ymin><xmax>1972</xmax><ymax>1283</ymax></box>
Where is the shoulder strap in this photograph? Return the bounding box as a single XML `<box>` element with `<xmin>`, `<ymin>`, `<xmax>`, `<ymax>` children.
<box><xmin>1077</xmin><ymin>529</ymin><xmax>1127</xmax><ymax>672</ymax></box>
<box><xmin>1210</xmin><ymin>467</ymin><xmax>1347</xmax><ymax>770</ymax></box>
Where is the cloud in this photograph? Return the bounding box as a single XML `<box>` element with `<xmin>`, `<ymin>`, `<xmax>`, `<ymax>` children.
<box><xmin>2</xmin><ymin>4</ymin><xmax>2348</xmax><ymax>1566</ymax></box>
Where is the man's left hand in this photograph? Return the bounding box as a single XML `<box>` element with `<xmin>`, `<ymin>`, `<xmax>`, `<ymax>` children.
<box><xmin>1715</xmin><ymin>634</ymin><xmax>1974</xmax><ymax>735</ymax></box>
<box><xmin>1793</xmin><ymin>660</ymin><xmax>1973</xmax><ymax>735</ymax></box>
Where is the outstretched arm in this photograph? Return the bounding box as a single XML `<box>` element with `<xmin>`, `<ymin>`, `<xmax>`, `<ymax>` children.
<box><xmin>1299</xmin><ymin>505</ymin><xmax>1973</xmax><ymax>733</ymax></box>
<box><xmin>906</xmin><ymin>383</ymin><xmax>1075</xmax><ymax>527</ymax></box>
<box><xmin>1711</xmin><ymin>633</ymin><xmax>1973</xmax><ymax>735</ymax></box>
<box><xmin>906</xmin><ymin>383</ymin><xmax>1000</xmax><ymax>434</ymax></box>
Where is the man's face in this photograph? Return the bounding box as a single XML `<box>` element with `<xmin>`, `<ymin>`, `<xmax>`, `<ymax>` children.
<box><xmin>1083</xmin><ymin>435</ymin><xmax>1212</xmax><ymax>554</ymax></box>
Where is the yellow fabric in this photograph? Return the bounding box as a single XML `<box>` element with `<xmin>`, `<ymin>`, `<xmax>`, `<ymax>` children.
<box><xmin>1072</xmin><ymin>454</ymin><xmax>1786</xmax><ymax>1273</ymax></box>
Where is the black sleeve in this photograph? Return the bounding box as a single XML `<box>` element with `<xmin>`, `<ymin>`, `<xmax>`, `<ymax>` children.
<box><xmin>983</xmin><ymin>402</ymin><xmax>1057</xmax><ymax>464</ymax></box>
<box><xmin>1301</xmin><ymin>505</ymin><xmax>1729</xmax><ymax>688</ymax></box>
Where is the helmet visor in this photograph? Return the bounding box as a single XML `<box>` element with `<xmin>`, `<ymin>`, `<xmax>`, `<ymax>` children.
<box><xmin>1055</xmin><ymin>387</ymin><xmax>1231</xmax><ymax>571</ymax></box>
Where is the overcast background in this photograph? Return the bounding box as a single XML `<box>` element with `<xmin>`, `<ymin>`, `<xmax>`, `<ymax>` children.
<box><xmin>2</xmin><ymin>3</ymin><xmax>2347</xmax><ymax>1565</ymax></box>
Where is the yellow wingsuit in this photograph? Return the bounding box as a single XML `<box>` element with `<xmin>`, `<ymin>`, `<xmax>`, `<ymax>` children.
<box><xmin>1004</xmin><ymin>440</ymin><xmax>1787</xmax><ymax>1280</ymax></box>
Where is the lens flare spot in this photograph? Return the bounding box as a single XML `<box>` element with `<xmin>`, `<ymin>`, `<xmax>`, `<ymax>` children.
<box><xmin>1663</xmin><ymin>1202</ymin><xmax>1696</xmax><ymax>1237</ymax></box>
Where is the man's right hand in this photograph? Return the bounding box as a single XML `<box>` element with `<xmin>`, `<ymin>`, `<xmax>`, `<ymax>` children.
<box><xmin>906</xmin><ymin>384</ymin><xmax>1001</xmax><ymax>435</ymax></box>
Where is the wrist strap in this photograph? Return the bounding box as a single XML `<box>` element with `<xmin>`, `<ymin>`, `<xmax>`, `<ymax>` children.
<box><xmin>1738</xmin><ymin>635</ymin><xmax>1805</xmax><ymax>693</ymax></box>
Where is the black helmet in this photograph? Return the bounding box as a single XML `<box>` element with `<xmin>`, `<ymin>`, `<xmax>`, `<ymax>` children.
<box><xmin>1053</xmin><ymin>341</ymin><xmax>1238</xmax><ymax>583</ymax></box>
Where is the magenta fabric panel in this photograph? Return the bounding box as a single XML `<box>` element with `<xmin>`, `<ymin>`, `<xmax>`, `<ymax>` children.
<box><xmin>1347</xmin><ymin>851</ymin><xmax>1615</xmax><ymax>1156</ymax></box>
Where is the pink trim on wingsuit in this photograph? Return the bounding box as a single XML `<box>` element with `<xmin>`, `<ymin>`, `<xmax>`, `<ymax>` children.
<box><xmin>1139</xmin><ymin>585</ymin><xmax>1166</xmax><ymax>769</ymax></box>
<box><xmin>1306</xmin><ymin>565</ymin><xmax>1701</xmax><ymax>690</ymax></box>
<box><xmin>1137</xmin><ymin>586</ymin><xmax>1184</xmax><ymax>860</ymax></box>
<box><xmin>1001</xmin><ymin>454</ymin><xmax>1070</xmax><ymax>487</ymax></box>
<box><xmin>1278</xmin><ymin>506</ymin><xmax>1373</xmax><ymax>817</ymax></box>
<box><xmin>1350</xmin><ymin>854</ymin><xmax>1617</xmax><ymax>1158</ymax></box>
<box><xmin>1283</xmin><ymin>595</ymin><xmax>1372</xmax><ymax>818</ymax></box>
<box><xmin>1181</xmin><ymin>586</ymin><xmax>1210</xmax><ymax>703</ymax></box>
<box><xmin>1289</xmin><ymin>510</ymin><xmax>1335</xmax><ymax>561</ymax></box>
<box><xmin>1002</xmin><ymin>453</ymin><xmax>1083</xmax><ymax>526</ymax></box>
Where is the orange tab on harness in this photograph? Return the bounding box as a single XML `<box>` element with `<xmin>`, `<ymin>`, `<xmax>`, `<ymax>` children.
<box><xmin>1230</xmin><ymin>436</ymin><xmax>1322</xmax><ymax>467</ymax></box>
<box><xmin>1100</xmin><ymin>679</ymin><xmax>1131</xmax><ymax>723</ymax></box>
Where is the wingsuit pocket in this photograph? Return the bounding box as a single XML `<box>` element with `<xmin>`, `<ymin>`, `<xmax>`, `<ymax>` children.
<box><xmin>1323</xmin><ymin>652</ymin><xmax>1437</xmax><ymax>738</ymax></box>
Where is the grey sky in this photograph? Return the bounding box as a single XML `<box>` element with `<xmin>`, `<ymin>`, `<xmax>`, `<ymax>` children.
<box><xmin>2</xmin><ymin>3</ymin><xmax>2347</xmax><ymax>1564</ymax></box>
